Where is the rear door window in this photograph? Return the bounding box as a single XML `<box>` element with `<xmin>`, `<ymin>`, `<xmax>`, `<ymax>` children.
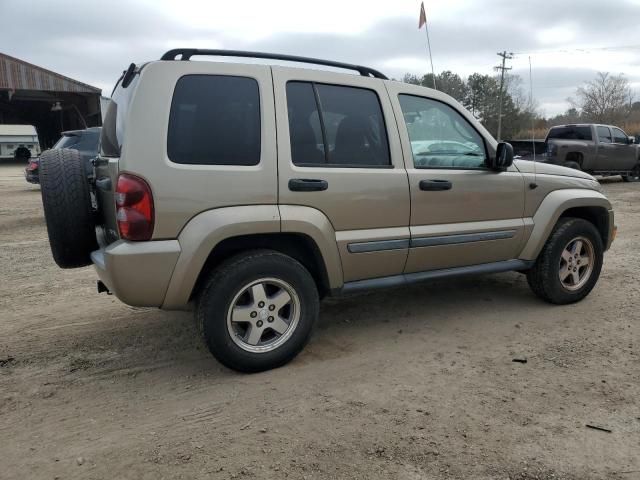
<box><xmin>167</xmin><ymin>75</ymin><xmax>261</xmax><ymax>166</ymax></box>
<box><xmin>597</xmin><ymin>126</ymin><xmax>612</xmax><ymax>143</ymax></box>
<box><xmin>286</xmin><ymin>81</ymin><xmax>390</xmax><ymax>167</ymax></box>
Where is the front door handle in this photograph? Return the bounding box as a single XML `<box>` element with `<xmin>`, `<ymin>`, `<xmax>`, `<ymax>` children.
<box><xmin>419</xmin><ymin>179</ymin><xmax>452</xmax><ymax>191</ymax></box>
<box><xmin>288</xmin><ymin>178</ymin><xmax>329</xmax><ymax>192</ymax></box>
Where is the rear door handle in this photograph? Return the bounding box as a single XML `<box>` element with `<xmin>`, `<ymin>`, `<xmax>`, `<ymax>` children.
<box><xmin>288</xmin><ymin>178</ymin><xmax>328</xmax><ymax>192</ymax></box>
<box><xmin>419</xmin><ymin>179</ymin><xmax>452</xmax><ymax>191</ymax></box>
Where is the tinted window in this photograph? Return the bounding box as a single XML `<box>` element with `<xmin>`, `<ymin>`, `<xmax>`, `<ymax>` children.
<box><xmin>398</xmin><ymin>95</ymin><xmax>486</xmax><ymax>169</ymax></box>
<box><xmin>597</xmin><ymin>126</ymin><xmax>612</xmax><ymax>143</ymax></box>
<box><xmin>54</xmin><ymin>134</ymin><xmax>80</xmax><ymax>149</ymax></box>
<box><xmin>168</xmin><ymin>75</ymin><xmax>260</xmax><ymax>165</ymax></box>
<box><xmin>611</xmin><ymin>127</ymin><xmax>627</xmax><ymax>144</ymax></box>
<box><xmin>547</xmin><ymin>126</ymin><xmax>592</xmax><ymax>141</ymax></box>
<box><xmin>76</xmin><ymin>131</ymin><xmax>100</xmax><ymax>152</ymax></box>
<box><xmin>286</xmin><ymin>82</ymin><xmax>324</xmax><ymax>164</ymax></box>
<box><xmin>286</xmin><ymin>81</ymin><xmax>390</xmax><ymax>167</ymax></box>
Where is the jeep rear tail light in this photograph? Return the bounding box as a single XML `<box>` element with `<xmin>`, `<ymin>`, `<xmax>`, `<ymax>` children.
<box><xmin>115</xmin><ymin>173</ymin><xmax>154</xmax><ymax>241</ymax></box>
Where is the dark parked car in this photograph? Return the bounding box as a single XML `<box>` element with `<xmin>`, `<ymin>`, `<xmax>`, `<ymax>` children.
<box><xmin>24</xmin><ymin>127</ymin><xmax>101</xmax><ymax>184</ymax></box>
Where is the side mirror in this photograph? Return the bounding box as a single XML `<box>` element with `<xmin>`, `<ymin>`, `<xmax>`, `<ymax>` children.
<box><xmin>487</xmin><ymin>142</ymin><xmax>514</xmax><ymax>170</ymax></box>
<box><xmin>628</xmin><ymin>136</ymin><xmax>635</xmax><ymax>144</ymax></box>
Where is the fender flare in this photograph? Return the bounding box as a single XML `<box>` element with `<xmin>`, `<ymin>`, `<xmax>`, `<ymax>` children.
<box><xmin>519</xmin><ymin>189</ymin><xmax>612</xmax><ymax>260</ymax></box>
<box><xmin>162</xmin><ymin>205</ymin><xmax>280</xmax><ymax>309</ymax></box>
<box><xmin>162</xmin><ymin>205</ymin><xmax>343</xmax><ymax>309</ymax></box>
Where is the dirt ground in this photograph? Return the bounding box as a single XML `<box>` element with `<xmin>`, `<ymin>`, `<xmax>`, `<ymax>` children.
<box><xmin>0</xmin><ymin>161</ymin><xmax>638</xmax><ymax>480</ymax></box>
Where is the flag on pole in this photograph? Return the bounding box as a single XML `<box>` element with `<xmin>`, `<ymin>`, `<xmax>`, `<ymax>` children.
<box><xmin>418</xmin><ymin>1</ymin><xmax>437</xmax><ymax>90</ymax></box>
<box><xmin>418</xmin><ymin>2</ymin><xmax>427</xmax><ymax>29</ymax></box>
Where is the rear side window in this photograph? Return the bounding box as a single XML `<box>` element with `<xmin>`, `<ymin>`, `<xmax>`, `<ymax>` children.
<box><xmin>168</xmin><ymin>75</ymin><xmax>261</xmax><ymax>166</ymax></box>
<box><xmin>597</xmin><ymin>126</ymin><xmax>612</xmax><ymax>143</ymax></box>
<box><xmin>547</xmin><ymin>126</ymin><xmax>592</xmax><ymax>141</ymax></box>
<box><xmin>286</xmin><ymin>81</ymin><xmax>390</xmax><ymax>167</ymax></box>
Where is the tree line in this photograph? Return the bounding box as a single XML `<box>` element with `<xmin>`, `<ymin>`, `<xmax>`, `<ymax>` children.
<box><xmin>401</xmin><ymin>70</ymin><xmax>638</xmax><ymax>140</ymax></box>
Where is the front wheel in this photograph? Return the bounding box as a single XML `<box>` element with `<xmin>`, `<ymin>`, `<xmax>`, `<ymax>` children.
<box><xmin>563</xmin><ymin>161</ymin><xmax>581</xmax><ymax>171</ymax></box>
<box><xmin>196</xmin><ymin>250</ymin><xmax>319</xmax><ymax>372</ymax></box>
<box><xmin>526</xmin><ymin>218</ymin><xmax>603</xmax><ymax>304</ymax></box>
<box><xmin>622</xmin><ymin>164</ymin><xmax>640</xmax><ymax>182</ymax></box>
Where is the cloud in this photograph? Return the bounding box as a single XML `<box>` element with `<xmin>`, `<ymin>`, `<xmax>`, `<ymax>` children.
<box><xmin>1</xmin><ymin>0</ymin><xmax>638</xmax><ymax>116</ymax></box>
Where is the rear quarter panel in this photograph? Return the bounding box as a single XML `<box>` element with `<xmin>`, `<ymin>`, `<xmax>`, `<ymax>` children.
<box><xmin>119</xmin><ymin>61</ymin><xmax>277</xmax><ymax>239</ymax></box>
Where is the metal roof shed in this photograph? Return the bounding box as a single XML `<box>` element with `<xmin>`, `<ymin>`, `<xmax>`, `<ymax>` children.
<box><xmin>0</xmin><ymin>52</ymin><xmax>102</xmax><ymax>148</ymax></box>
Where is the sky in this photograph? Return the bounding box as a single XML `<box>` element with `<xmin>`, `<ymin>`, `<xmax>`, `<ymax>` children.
<box><xmin>2</xmin><ymin>0</ymin><xmax>640</xmax><ymax>117</ymax></box>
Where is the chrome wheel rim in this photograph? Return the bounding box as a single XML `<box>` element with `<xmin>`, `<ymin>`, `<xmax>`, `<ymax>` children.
<box><xmin>226</xmin><ymin>278</ymin><xmax>300</xmax><ymax>353</ymax></box>
<box><xmin>559</xmin><ymin>236</ymin><xmax>595</xmax><ymax>291</ymax></box>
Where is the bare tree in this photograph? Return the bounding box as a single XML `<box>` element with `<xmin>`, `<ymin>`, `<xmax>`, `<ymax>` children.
<box><xmin>571</xmin><ymin>72</ymin><xmax>633</xmax><ymax>124</ymax></box>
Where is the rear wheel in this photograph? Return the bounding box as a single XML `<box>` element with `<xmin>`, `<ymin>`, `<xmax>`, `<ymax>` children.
<box><xmin>196</xmin><ymin>250</ymin><xmax>319</xmax><ymax>372</ymax></box>
<box><xmin>622</xmin><ymin>164</ymin><xmax>640</xmax><ymax>182</ymax></box>
<box><xmin>39</xmin><ymin>148</ymin><xmax>98</xmax><ymax>268</ymax></box>
<box><xmin>526</xmin><ymin>218</ymin><xmax>603</xmax><ymax>304</ymax></box>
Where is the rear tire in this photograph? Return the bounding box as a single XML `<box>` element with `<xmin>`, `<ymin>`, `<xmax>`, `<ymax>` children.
<box><xmin>39</xmin><ymin>148</ymin><xmax>98</xmax><ymax>268</ymax></box>
<box><xmin>526</xmin><ymin>218</ymin><xmax>603</xmax><ymax>305</ymax></box>
<box><xmin>196</xmin><ymin>250</ymin><xmax>319</xmax><ymax>373</ymax></box>
<box><xmin>622</xmin><ymin>164</ymin><xmax>640</xmax><ymax>182</ymax></box>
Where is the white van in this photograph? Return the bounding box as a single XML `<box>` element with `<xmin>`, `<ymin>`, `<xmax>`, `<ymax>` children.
<box><xmin>0</xmin><ymin>124</ymin><xmax>40</xmax><ymax>160</ymax></box>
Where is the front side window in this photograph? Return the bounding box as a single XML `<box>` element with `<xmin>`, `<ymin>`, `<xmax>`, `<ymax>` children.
<box><xmin>168</xmin><ymin>75</ymin><xmax>261</xmax><ymax>166</ymax></box>
<box><xmin>398</xmin><ymin>95</ymin><xmax>486</xmax><ymax>169</ymax></box>
<box><xmin>597</xmin><ymin>126</ymin><xmax>612</xmax><ymax>143</ymax></box>
<box><xmin>611</xmin><ymin>127</ymin><xmax>628</xmax><ymax>144</ymax></box>
<box><xmin>286</xmin><ymin>81</ymin><xmax>390</xmax><ymax>167</ymax></box>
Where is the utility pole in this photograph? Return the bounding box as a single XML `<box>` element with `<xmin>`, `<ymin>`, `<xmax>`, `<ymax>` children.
<box><xmin>494</xmin><ymin>51</ymin><xmax>513</xmax><ymax>141</ymax></box>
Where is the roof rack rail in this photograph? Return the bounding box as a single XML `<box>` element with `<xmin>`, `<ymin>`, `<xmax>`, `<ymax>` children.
<box><xmin>160</xmin><ymin>49</ymin><xmax>388</xmax><ymax>80</ymax></box>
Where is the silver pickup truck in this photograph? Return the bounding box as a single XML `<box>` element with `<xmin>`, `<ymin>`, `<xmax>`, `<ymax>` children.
<box><xmin>544</xmin><ymin>124</ymin><xmax>640</xmax><ymax>182</ymax></box>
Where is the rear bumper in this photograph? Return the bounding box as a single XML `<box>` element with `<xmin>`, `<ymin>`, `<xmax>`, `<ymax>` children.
<box><xmin>24</xmin><ymin>170</ymin><xmax>39</xmax><ymax>184</ymax></box>
<box><xmin>91</xmin><ymin>240</ymin><xmax>181</xmax><ymax>307</ymax></box>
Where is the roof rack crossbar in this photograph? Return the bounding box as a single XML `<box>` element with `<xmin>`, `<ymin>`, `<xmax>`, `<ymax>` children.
<box><xmin>160</xmin><ymin>49</ymin><xmax>388</xmax><ymax>80</ymax></box>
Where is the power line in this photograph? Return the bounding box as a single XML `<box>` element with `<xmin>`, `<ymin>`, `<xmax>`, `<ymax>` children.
<box><xmin>513</xmin><ymin>44</ymin><xmax>640</xmax><ymax>57</ymax></box>
<box><xmin>494</xmin><ymin>51</ymin><xmax>513</xmax><ymax>141</ymax></box>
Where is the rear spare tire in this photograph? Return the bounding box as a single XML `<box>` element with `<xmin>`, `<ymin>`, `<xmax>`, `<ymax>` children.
<box><xmin>39</xmin><ymin>148</ymin><xmax>98</xmax><ymax>268</ymax></box>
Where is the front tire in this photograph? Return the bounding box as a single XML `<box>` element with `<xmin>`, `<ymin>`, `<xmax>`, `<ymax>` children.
<box><xmin>196</xmin><ymin>250</ymin><xmax>319</xmax><ymax>372</ymax></box>
<box><xmin>526</xmin><ymin>218</ymin><xmax>603</xmax><ymax>305</ymax></box>
<box><xmin>563</xmin><ymin>161</ymin><xmax>581</xmax><ymax>171</ymax></box>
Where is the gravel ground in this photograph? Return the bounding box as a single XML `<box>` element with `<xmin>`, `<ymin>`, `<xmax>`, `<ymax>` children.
<box><xmin>0</xmin><ymin>161</ymin><xmax>638</xmax><ymax>480</ymax></box>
